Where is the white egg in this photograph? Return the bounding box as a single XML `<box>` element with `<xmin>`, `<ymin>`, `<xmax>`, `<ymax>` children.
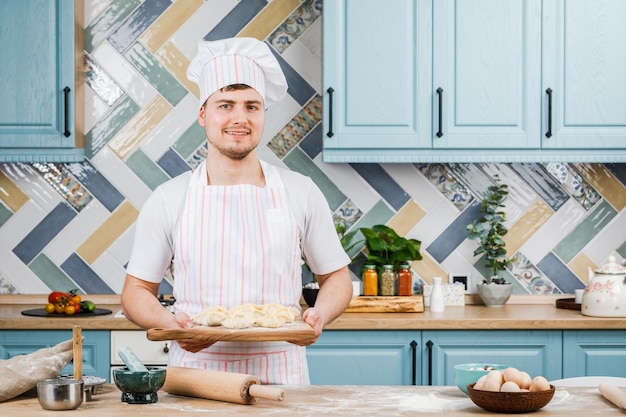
<box><xmin>500</xmin><ymin>381</ymin><xmax>521</xmax><ymax>392</ymax></box>
<box><xmin>530</xmin><ymin>376</ymin><xmax>551</xmax><ymax>392</ymax></box>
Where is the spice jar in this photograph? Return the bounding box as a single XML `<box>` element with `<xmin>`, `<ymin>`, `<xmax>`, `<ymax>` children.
<box><xmin>380</xmin><ymin>264</ymin><xmax>396</xmax><ymax>296</ymax></box>
<box><xmin>363</xmin><ymin>265</ymin><xmax>378</xmax><ymax>296</ymax></box>
<box><xmin>397</xmin><ymin>263</ymin><xmax>412</xmax><ymax>296</ymax></box>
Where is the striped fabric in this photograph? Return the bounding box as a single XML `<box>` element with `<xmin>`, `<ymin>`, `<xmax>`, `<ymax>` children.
<box><xmin>200</xmin><ymin>54</ymin><xmax>265</xmax><ymax>107</ymax></box>
<box><xmin>168</xmin><ymin>160</ymin><xmax>309</xmax><ymax>385</ymax></box>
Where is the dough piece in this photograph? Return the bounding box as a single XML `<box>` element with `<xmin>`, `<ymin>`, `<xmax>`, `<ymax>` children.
<box><xmin>261</xmin><ymin>303</ymin><xmax>298</xmax><ymax>323</ymax></box>
<box><xmin>221</xmin><ymin>312</ymin><xmax>257</xmax><ymax>329</ymax></box>
<box><xmin>192</xmin><ymin>306</ymin><xmax>230</xmax><ymax>326</ymax></box>
<box><xmin>255</xmin><ymin>314</ymin><xmax>287</xmax><ymax>328</ymax></box>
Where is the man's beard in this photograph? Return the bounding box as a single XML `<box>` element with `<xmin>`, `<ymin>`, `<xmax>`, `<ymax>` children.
<box><xmin>208</xmin><ymin>137</ymin><xmax>256</xmax><ymax>160</ymax></box>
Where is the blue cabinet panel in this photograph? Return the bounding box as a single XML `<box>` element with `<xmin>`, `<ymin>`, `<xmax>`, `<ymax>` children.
<box><xmin>306</xmin><ymin>330</ymin><xmax>417</xmax><ymax>385</ymax></box>
<box><xmin>562</xmin><ymin>330</ymin><xmax>626</xmax><ymax>378</ymax></box>
<box><xmin>0</xmin><ymin>0</ymin><xmax>83</xmax><ymax>162</ymax></box>
<box><xmin>423</xmin><ymin>330</ymin><xmax>563</xmax><ymax>385</ymax></box>
<box><xmin>323</xmin><ymin>0</ymin><xmax>626</xmax><ymax>162</ymax></box>
<box><xmin>0</xmin><ymin>330</ymin><xmax>110</xmax><ymax>381</ymax></box>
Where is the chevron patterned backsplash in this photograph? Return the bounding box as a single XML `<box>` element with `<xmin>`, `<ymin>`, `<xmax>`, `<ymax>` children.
<box><xmin>1</xmin><ymin>0</ymin><xmax>626</xmax><ymax>297</ymax></box>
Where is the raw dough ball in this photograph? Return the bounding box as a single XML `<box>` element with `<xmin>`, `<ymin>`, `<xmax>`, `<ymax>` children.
<box><xmin>192</xmin><ymin>306</ymin><xmax>229</xmax><ymax>326</ymax></box>
<box><xmin>221</xmin><ymin>314</ymin><xmax>256</xmax><ymax>329</ymax></box>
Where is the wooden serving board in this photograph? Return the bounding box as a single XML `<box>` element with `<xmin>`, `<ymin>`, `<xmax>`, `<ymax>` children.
<box><xmin>147</xmin><ymin>319</ymin><xmax>315</xmax><ymax>345</ymax></box>
<box><xmin>344</xmin><ymin>295</ymin><xmax>424</xmax><ymax>313</ymax></box>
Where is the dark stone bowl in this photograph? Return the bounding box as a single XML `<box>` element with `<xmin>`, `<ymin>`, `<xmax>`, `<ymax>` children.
<box><xmin>112</xmin><ymin>367</ymin><xmax>166</xmax><ymax>404</ymax></box>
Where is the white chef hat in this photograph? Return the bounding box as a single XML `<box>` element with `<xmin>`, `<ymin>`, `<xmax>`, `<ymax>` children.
<box><xmin>187</xmin><ymin>37</ymin><xmax>288</xmax><ymax>110</ymax></box>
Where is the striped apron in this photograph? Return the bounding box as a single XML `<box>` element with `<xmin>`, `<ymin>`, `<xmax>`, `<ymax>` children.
<box><xmin>168</xmin><ymin>160</ymin><xmax>309</xmax><ymax>385</ymax></box>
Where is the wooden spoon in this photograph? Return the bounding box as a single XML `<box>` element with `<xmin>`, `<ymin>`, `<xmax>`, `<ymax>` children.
<box><xmin>72</xmin><ymin>326</ymin><xmax>82</xmax><ymax>381</ymax></box>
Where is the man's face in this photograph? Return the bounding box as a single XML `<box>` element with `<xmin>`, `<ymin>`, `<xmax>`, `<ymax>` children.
<box><xmin>198</xmin><ymin>87</ymin><xmax>265</xmax><ymax>160</ymax></box>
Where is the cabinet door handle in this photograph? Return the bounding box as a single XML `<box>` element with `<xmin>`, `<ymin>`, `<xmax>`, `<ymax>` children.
<box><xmin>63</xmin><ymin>86</ymin><xmax>71</xmax><ymax>137</ymax></box>
<box><xmin>410</xmin><ymin>340</ymin><xmax>418</xmax><ymax>386</ymax></box>
<box><xmin>545</xmin><ymin>88</ymin><xmax>553</xmax><ymax>138</ymax></box>
<box><xmin>326</xmin><ymin>87</ymin><xmax>334</xmax><ymax>138</ymax></box>
<box><xmin>426</xmin><ymin>340</ymin><xmax>434</xmax><ymax>385</ymax></box>
<box><xmin>163</xmin><ymin>342</ymin><xmax>169</xmax><ymax>354</ymax></box>
<box><xmin>436</xmin><ymin>88</ymin><xmax>444</xmax><ymax>138</ymax></box>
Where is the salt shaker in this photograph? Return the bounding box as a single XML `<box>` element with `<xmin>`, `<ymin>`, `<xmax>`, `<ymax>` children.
<box><xmin>430</xmin><ymin>276</ymin><xmax>445</xmax><ymax>312</ymax></box>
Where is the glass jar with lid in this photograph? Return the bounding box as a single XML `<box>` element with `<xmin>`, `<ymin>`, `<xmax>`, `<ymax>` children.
<box><xmin>362</xmin><ymin>264</ymin><xmax>378</xmax><ymax>296</ymax></box>
<box><xmin>380</xmin><ymin>264</ymin><xmax>396</xmax><ymax>296</ymax></box>
<box><xmin>397</xmin><ymin>263</ymin><xmax>412</xmax><ymax>296</ymax></box>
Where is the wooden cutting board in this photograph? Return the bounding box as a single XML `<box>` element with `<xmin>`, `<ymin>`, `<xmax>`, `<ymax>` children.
<box><xmin>344</xmin><ymin>295</ymin><xmax>424</xmax><ymax>313</ymax></box>
<box><xmin>147</xmin><ymin>319</ymin><xmax>315</xmax><ymax>344</ymax></box>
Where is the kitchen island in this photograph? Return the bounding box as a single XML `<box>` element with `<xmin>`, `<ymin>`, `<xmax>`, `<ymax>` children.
<box><xmin>1</xmin><ymin>384</ymin><xmax>622</xmax><ymax>416</ymax></box>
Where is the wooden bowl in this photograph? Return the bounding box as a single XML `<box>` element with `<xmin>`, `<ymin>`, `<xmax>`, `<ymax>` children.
<box><xmin>467</xmin><ymin>383</ymin><xmax>555</xmax><ymax>413</ymax></box>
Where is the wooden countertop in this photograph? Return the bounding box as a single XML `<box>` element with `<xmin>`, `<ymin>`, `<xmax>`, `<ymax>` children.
<box><xmin>2</xmin><ymin>295</ymin><xmax>626</xmax><ymax>331</ymax></box>
<box><xmin>2</xmin><ymin>384</ymin><xmax>623</xmax><ymax>416</ymax></box>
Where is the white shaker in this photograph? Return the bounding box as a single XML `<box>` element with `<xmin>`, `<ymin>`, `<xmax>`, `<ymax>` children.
<box><xmin>430</xmin><ymin>276</ymin><xmax>445</xmax><ymax>312</ymax></box>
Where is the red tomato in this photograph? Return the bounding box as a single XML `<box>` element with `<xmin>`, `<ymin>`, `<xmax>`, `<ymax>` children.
<box><xmin>48</xmin><ymin>291</ymin><xmax>69</xmax><ymax>304</ymax></box>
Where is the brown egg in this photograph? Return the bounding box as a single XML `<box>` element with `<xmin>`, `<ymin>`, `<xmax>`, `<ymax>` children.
<box><xmin>502</xmin><ymin>367</ymin><xmax>523</xmax><ymax>386</ymax></box>
<box><xmin>481</xmin><ymin>370</ymin><xmax>504</xmax><ymax>392</ymax></box>
<box><xmin>481</xmin><ymin>376</ymin><xmax>502</xmax><ymax>392</ymax></box>
<box><xmin>500</xmin><ymin>381</ymin><xmax>522</xmax><ymax>392</ymax></box>
<box><xmin>519</xmin><ymin>371</ymin><xmax>532</xmax><ymax>389</ymax></box>
<box><xmin>474</xmin><ymin>374</ymin><xmax>488</xmax><ymax>390</ymax></box>
<box><xmin>529</xmin><ymin>376</ymin><xmax>551</xmax><ymax>392</ymax></box>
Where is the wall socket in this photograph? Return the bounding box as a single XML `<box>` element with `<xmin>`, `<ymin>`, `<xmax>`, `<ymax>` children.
<box><xmin>448</xmin><ymin>272</ymin><xmax>472</xmax><ymax>294</ymax></box>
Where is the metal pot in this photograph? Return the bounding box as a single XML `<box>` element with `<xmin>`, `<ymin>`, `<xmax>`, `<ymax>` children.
<box><xmin>37</xmin><ymin>378</ymin><xmax>83</xmax><ymax>410</ymax></box>
<box><xmin>581</xmin><ymin>256</ymin><xmax>626</xmax><ymax>317</ymax></box>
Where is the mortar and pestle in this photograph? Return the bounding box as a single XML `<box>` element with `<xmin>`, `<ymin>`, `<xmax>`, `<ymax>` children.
<box><xmin>112</xmin><ymin>346</ymin><xmax>166</xmax><ymax>404</ymax></box>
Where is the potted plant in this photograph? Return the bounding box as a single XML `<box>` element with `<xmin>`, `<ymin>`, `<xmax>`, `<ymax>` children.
<box><xmin>466</xmin><ymin>176</ymin><xmax>513</xmax><ymax>307</ymax></box>
<box><xmin>359</xmin><ymin>224</ymin><xmax>422</xmax><ymax>272</ymax></box>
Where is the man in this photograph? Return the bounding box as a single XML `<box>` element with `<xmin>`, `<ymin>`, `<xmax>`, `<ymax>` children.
<box><xmin>121</xmin><ymin>37</ymin><xmax>353</xmax><ymax>385</ymax></box>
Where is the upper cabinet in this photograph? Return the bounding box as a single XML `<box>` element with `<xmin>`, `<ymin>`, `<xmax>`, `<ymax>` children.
<box><xmin>323</xmin><ymin>0</ymin><xmax>626</xmax><ymax>162</ymax></box>
<box><xmin>0</xmin><ymin>0</ymin><xmax>83</xmax><ymax>163</ymax></box>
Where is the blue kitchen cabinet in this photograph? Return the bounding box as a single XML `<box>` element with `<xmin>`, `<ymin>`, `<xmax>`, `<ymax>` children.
<box><xmin>562</xmin><ymin>330</ymin><xmax>626</xmax><ymax>378</ymax></box>
<box><xmin>322</xmin><ymin>0</ymin><xmax>433</xmax><ymax>161</ymax></box>
<box><xmin>306</xmin><ymin>330</ymin><xmax>418</xmax><ymax>385</ymax></box>
<box><xmin>0</xmin><ymin>0</ymin><xmax>83</xmax><ymax>162</ymax></box>
<box><xmin>423</xmin><ymin>330</ymin><xmax>563</xmax><ymax>386</ymax></box>
<box><xmin>0</xmin><ymin>330</ymin><xmax>110</xmax><ymax>380</ymax></box>
<box><xmin>432</xmin><ymin>0</ymin><xmax>542</xmax><ymax>151</ymax></box>
<box><xmin>323</xmin><ymin>0</ymin><xmax>626</xmax><ymax>162</ymax></box>
<box><xmin>541</xmin><ymin>0</ymin><xmax>626</xmax><ymax>150</ymax></box>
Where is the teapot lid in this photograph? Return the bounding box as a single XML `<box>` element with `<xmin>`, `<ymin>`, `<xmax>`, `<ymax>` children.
<box><xmin>595</xmin><ymin>256</ymin><xmax>626</xmax><ymax>274</ymax></box>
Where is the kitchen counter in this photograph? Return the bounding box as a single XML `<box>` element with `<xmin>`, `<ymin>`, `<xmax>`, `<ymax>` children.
<box><xmin>1</xmin><ymin>384</ymin><xmax>622</xmax><ymax>416</ymax></box>
<box><xmin>1</xmin><ymin>294</ymin><xmax>626</xmax><ymax>330</ymax></box>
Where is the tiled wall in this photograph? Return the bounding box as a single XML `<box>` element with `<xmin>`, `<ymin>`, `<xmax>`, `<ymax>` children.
<box><xmin>1</xmin><ymin>0</ymin><xmax>626</xmax><ymax>296</ymax></box>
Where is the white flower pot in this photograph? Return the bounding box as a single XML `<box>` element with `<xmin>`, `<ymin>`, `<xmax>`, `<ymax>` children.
<box><xmin>476</xmin><ymin>282</ymin><xmax>513</xmax><ymax>307</ymax></box>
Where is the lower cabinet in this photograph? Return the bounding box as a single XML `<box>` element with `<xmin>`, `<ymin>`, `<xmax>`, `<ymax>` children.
<box><xmin>306</xmin><ymin>330</ymin><xmax>418</xmax><ymax>385</ymax></box>
<box><xmin>423</xmin><ymin>330</ymin><xmax>563</xmax><ymax>386</ymax></box>
<box><xmin>0</xmin><ymin>330</ymin><xmax>110</xmax><ymax>380</ymax></box>
<box><xmin>562</xmin><ymin>330</ymin><xmax>626</xmax><ymax>378</ymax></box>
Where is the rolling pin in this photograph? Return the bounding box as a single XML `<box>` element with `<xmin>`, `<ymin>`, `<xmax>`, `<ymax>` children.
<box><xmin>599</xmin><ymin>382</ymin><xmax>626</xmax><ymax>410</ymax></box>
<box><xmin>162</xmin><ymin>366</ymin><xmax>285</xmax><ymax>405</ymax></box>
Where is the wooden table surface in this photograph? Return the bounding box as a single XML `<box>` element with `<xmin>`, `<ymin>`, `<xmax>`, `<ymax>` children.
<box><xmin>2</xmin><ymin>384</ymin><xmax>623</xmax><ymax>416</ymax></box>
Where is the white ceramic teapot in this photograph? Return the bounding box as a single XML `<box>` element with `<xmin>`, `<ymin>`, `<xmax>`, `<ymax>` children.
<box><xmin>581</xmin><ymin>256</ymin><xmax>626</xmax><ymax>317</ymax></box>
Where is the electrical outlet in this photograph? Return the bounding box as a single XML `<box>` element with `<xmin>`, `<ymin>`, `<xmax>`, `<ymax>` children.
<box><xmin>448</xmin><ymin>272</ymin><xmax>472</xmax><ymax>294</ymax></box>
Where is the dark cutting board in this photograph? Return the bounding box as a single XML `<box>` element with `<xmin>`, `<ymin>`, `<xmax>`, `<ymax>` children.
<box><xmin>21</xmin><ymin>308</ymin><xmax>113</xmax><ymax>317</ymax></box>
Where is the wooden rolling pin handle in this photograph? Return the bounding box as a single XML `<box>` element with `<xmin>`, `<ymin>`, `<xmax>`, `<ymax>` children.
<box><xmin>72</xmin><ymin>326</ymin><xmax>82</xmax><ymax>381</ymax></box>
<box><xmin>248</xmin><ymin>384</ymin><xmax>285</xmax><ymax>402</ymax></box>
<box><xmin>599</xmin><ymin>382</ymin><xmax>626</xmax><ymax>410</ymax></box>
